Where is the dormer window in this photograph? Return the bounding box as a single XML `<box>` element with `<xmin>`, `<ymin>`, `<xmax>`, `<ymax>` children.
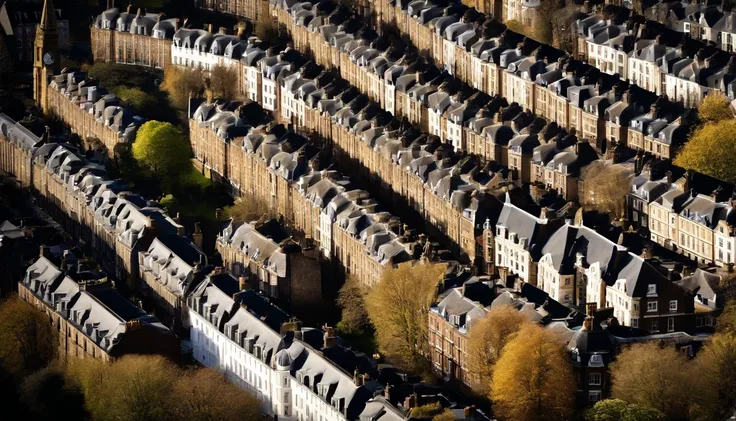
<box><xmin>647</xmin><ymin>284</ymin><xmax>657</xmax><ymax>296</ymax></box>
<box><xmin>589</xmin><ymin>354</ymin><xmax>604</xmax><ymax>367</ymax></box>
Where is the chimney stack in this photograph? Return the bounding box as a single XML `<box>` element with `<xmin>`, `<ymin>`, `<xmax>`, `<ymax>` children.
<box><xmin>40</xmin><ymin>245</ymin><xmax>52</xmax><ymax>261</ymax></box>
<box><xmin>193</xmin><ymin>222</ymin><xmax>203</xmax><ymax>250</ymax></box>
<box><xmin>238</xmin><ymin>276</ymin><xmax>247</xmax><ymax>290</ymax></box>
<box><xmin>322</xmin><ymin>324</ymin><xmax>337</xmax><ymax>348</ymax></box>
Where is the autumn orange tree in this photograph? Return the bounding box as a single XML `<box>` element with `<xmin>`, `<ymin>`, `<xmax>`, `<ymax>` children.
<box><xmin>674</xmin><ymin>118</ymin><xmax>736</xmax><ymax>183</ymax></box>
<box><xmin>365</xmin><ymin>263</ymin><xmax>445</xmax><ymax>369</ymax></box>
<box><xmin>490</xmin><ymin>324</ymin><xmax>575</xmax><ymax>421</ymax></box>
<box><xmin>610</xmin><ymin>342</ymin><xmax>692</xmax><ymax>420</ymax></box>
<box><xmin>467</xmin><ymin>305</ymin><xmax>529</xmax><ymax>393</ymax></box>
<box><xmin>161</xmin><ymin>65</ymin><xmax>206</xmax><ymax>110</ymax></box>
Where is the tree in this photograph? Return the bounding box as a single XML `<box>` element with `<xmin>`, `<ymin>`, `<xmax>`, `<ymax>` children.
<box><xmin>467</xmin><ymin>305</ymin><xmax>529</xmax><ymax>393</ymax></box>
<box><xmin>585</xmin><ymin>399</ymin><xmax>665</xmax><ymax>421</ymax></box>
<box><xmin>532</xmin><ymin>2</ymin><xmax>557</xmax><ymax>45</ymax></box>
<box><xmin>365</xmin><ymin>263</ymin><xmax>445</xmax><ymax>369</ymax></box>
<box><xmin>581</xmin><ymin>161</ymin><xmax>633</xmax><ymax>219</ymax></box>
<box><xmin>173</xmin><ymin>368</ymin><xmax>263</xmax><ymax>421</ymax></box>
<box><xmin>718</xmin><ymin>300</ymin><xmax>736</xmax><ymax>334</ymax></box>
<box><xmin>610</xmin><ymin>342</ymin><xmax>692</xmax><ymax>420</ymax></box>
<box><xmin>674</xmin><ymin>119</ymin><xmax>736</xmax><ymax>183</ymax></box>
<box><xmin>337</xmin><ymin>275</ymin><xmax>370</xmax><ymax>334</ymax></box>
<box><xmin>209</xmin><ymin>64</ymin><xmax>240</xmax><ymax>100</ymax></box>
<box><xmin>19</xmin><ymin>366</ymin><xmax>87</xmax><ymax>421</ymax></box>
<box><xmin>67</xmin><ymin>355</ymin><xmax>263</xmax><ymax>421</ymax></box>
<box><xmin>132</xmin><ymin>121</ymin><xmax>191</xmax><ymax>183</ymax></box>
<box><xmin>697</xmin><ymin>92</ymin><xmax>733</xmax><ymax>124</ymax></box>
<box><xmin>224</xmin><ymin>196</ymin><xmax>274</xmax><ymax>223</ymax></box>
<box><xmin>68</xmin><ymin>355</ymin><xmax>177</xmax><ymax>421</ymax></box>
<box><xmin>0</xmin><ymin>297</ymin><xmax>56</xmax><ymax>376</ymax></box>
<box><xmin>490</xmin><ymin>324</ymin><xmax>575</xmax><ymax>421</ymax></box>
<box><xmin>505</xmin><ymin>20</ymin><xmax>528</xmax><ymax>35</ymax></box>
<box><xmin>690</xmin><ymin>333</ymin><xmax>736</xmax><ymax>421</ymax></box>
<box><xmin>255</xmin><ymin>17</ymin><xmax>278</xmax><ymax>44</ymax></box>
<box><xmin>161</xmin><ymin>65</ymin><xmax>205</xmax><ymax>110</ymax></box>
<box><xmin>433</xmin><ymin>409</ymin><xmax>457</xmax><ymax>421</ymax></box>
<box><xmin>410</xmin><ymin>402</ymin><xmax>444</xmax><ymax>418</ymax></box>
<box><xmin>114</xmin><ymin>86</ymin><xmax>159</xmax><ymax>118</ymax></box>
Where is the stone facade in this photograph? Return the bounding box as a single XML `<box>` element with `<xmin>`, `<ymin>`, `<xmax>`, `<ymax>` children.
<box><xmin>19</xmin><ymin>256</ymin><xmax>180</xmax><ymax>362</ymax></box>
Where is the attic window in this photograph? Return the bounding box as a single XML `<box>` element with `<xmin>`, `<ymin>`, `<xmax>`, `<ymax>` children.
<box><xmin>647</xmin><ymin>284</ymin><xmax>657</xmax><ymax>296</ymax></box>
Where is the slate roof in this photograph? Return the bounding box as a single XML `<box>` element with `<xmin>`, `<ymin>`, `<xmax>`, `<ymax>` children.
<box><xmin>21</xmin><ymin>256</ymin><xmax>172</xmax><ymax>352</ymax></box>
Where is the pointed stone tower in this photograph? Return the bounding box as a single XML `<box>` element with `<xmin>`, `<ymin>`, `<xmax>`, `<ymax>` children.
<box><xmin>33</xmin><ymin>0</ymin><xmax>60</xmax><ymax>112</ymax></box>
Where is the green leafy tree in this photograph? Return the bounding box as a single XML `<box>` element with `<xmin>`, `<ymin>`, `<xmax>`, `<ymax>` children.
<box><xmin>674</xmin><ymin>119</ymin><xmax>736</xmax><ymax>183</ymax></box>
<box><xmin>586</xmin><ymin>399</ymin><xmax>665</xmax><ymax>421</ymax></box>
<box><xmin>114</xmin><ymin>86</ymin><xmax>159</xmax><ymax>117</ymax></box>
<box><xmin>410</xmin><ymin>402</ymin><xmax>443</xmax><ymax>418</ymax></box>
<box><xmin>132</xmin><ymin>121</ymin><xmax>191</xmax><ymax>184</ymax></box>
<box><xmin>0</xmin><ymin>297</ymin><xmax>56</xmax><ymax>376</ymax></box>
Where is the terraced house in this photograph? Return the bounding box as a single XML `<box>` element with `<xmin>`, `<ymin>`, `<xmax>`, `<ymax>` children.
<box><xmin>188</xmin><ymin>272</ymin><xmax>378</xmax><ymax>420</ymax></box>
<box><xmin>91</xmin><ymin>6</ymin><xmax>177</xmax><ymax>69</ymax></box>
<box><xmin>190</xmin><ymin>99</ymin><xmax>422</xmax><ymax>288</ymax></box>
<box><xmin>19</xmin><ymin>254</ymin><xmax>180</xmax><ymax>362</ymax></box>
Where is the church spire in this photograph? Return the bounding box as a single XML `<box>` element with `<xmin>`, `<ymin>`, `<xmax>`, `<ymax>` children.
<box><xmin>39</xmin><ymin>0</ymin><xmax>58</xmax><ymax>32</ymax></box>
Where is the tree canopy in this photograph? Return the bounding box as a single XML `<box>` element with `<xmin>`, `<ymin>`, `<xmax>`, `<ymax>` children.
<box><xmin>132</xmin><ymin>121</ymin><xmax>191</xmax><ymax>182</ymax></box>
<box><xmin>697</xmin><ymin>92</ymin><xmax>733</xmax><ymax>124</ymax></box>
<box><xmin>585</xmin><ymin>399</ymin><xmax>665</xmax><ymax>421</ymax></box>
<box><xmin>337</xmin><ymin>275</ymin><xmax>370</xmax><ymax>335</ymax></box>
<box><xmin>224</xmin><ymin>196</ymin><xmax>274</xmax><ymax>223</ymax></box>
<box><xmin>690</xmin><ymin>333</ymin><xmax>736</xmax><ymax>421</ymax></box>
<box><xmin>610</xmin><ymin>342</ymin><xmax>692</xmax><ymax>420</ymax></box>
<box><xmin>365</xmin><ymin>263</ymin><xmax>445</xmax><ymax>369</ymax></box>
<box><xmin>19</xmin><ymin>366</ymin><xmax>87</xmax><ymax>421</ymax></box>
<box><xmin>490</xmin><ymin>324</ymin><xmax>575</xmax><ymax>421</ymax></box>
<box><xmin>114</xmin><ymin>86</ymin><xmax>159</xmax><ymax>118</ymax></box>
<box><xmin>0</xmin><ymin>297</ymin><xmax>56</xmax><ymax>377</ymax></box>
<box><xmin>674</xmin><ymin>119</ymin><xmax>736</xmax><ymax>183</ymax></box>
<box><xmin>209</xmin><ymin>64</ymin><xmax>240</xmax><ymax>100</ymax></box>
<box><xmin>467</xmin><ymin>305</ymin><xmax>529</xmax><ymax>393</ymax></box>
<box><xmin>161</xmin><ymin>65</ymin><xmax>206</xmax><ymax>111</ymax></box>
<box><xmin>67</xmin><ymin>354</ymin><xmax>263</xmax><ymax>421</ymax></box>
<box><xmin>581</xmin><ymin>161</ymin><xmax>633</xmax><ymax>218</ymax></box>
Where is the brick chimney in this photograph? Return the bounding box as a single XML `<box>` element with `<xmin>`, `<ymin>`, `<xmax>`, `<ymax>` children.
<box><xmin>322</xmin><ymin>324</ymin><xmax>337</xmax><ymax>348</ymax></box>
<box><xmin>193</xmin><ymin>222</ymin><xmax>203</xmax><ymax>250</ymax></box>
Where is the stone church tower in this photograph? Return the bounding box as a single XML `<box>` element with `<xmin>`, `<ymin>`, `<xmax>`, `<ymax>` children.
<box><xmin>33</xmin><ymin>0</ymin><xmax>60</xmax><ymax>113</ymax></box>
